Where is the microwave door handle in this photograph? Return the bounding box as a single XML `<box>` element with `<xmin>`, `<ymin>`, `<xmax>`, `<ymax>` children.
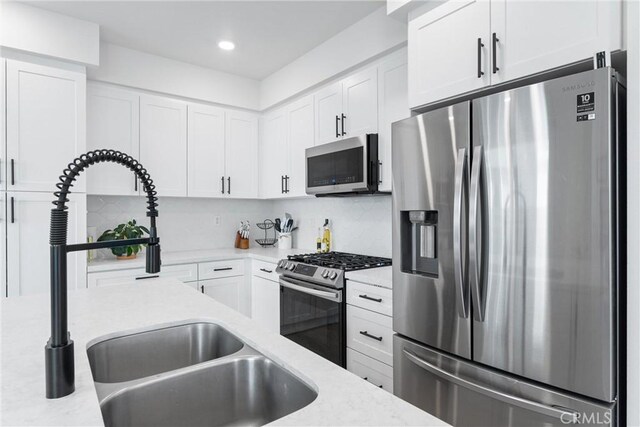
<box><xmin>402</xmin><ymin>349</ymin><xmax>579</xmax><ymax>420</ymax></box>
<box><xmin>279</xmin><ymin>278</ymin><xmax>341</xmax><ymax>302</ymax></box>
<box><xmin>469</xmin><ymin>146</ymin><xmax>484</xmax><ymax>322</ymax></box>
<box><xmin>453</xmin><ymin>147</ymin><xmax>468</xmax><ymax>318</ymax></box>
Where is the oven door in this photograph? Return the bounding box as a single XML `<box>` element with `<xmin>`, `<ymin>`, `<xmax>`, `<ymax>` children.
<box><xmin>305</xmin><ymin>135</ymin><xmax>374</xmax><ymax>195</ymax></box>
<box><xmin>280</xmin><ymin>276</ymin><xmax>345</xmax><ymax>367</ymax></box>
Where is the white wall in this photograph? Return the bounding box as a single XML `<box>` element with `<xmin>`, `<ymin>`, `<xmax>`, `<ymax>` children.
<box><xmin>89</xmin><ymin>43</ymin><xmax>261</xmax><ymax>111</ymax></box>
<box><xmin>625</xmin><ymin>0</ymin><xmax>639</xmax><ymax>424</ymax></box>
<box><xmin>0</xmin><ymin>2</ymin><xmax>99</xmax><ymax>66</ymax></box>
<box><xmin>259</xmin><ymin>7</ymin><xmax>407</xmax><ymax>110</ymax></box>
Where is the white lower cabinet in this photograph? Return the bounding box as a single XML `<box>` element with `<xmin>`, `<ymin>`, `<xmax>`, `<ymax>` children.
<box><xmin>6</xmin><ymin>192</ymin><xmax>86</xmax><ymax>297</ymax></box>
<box><xmin>251</xmin><ymin>275</ymin><xmax>280</xmax><ymax>334</ymax></box>
<box><xmin>347</xmin><ymin>348</ymin><xmax>394</xmax><ymax>393</ymax></box>
<box><xmin>199</xmin><ymin>276</ymin><xmax>242</xmax><ymax>311</ymax></box>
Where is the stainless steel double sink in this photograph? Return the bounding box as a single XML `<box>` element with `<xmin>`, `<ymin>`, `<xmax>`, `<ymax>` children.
<box><xmin>87</xmin><ymin>321</ymin><xmax>318</xmax><ymax>427</ymax></box>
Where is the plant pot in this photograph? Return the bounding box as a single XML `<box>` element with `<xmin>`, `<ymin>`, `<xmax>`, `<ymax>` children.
<box><xmin>116</xmin><ymin>254</ymin><xmax>137</xmax><ymax>260</ymax></box>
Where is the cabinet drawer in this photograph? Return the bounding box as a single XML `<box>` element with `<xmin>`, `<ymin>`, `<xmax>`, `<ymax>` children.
<box><xmin>347</xmin><ymin>305</ymin><xmax>393</xmax><ymax>366</ymax></box>
<box><xmin>346</xmin><ymin>280</ymin><xmax>392</xmax><ymax>316</ymax></box>
<box><xmin>347</xmin><ymin>348</ymin><xmax>393</xmax><ymax>393</ymax></box>
<box><xmin>198</xmin><ymin>259</ymin><xmax>244</xmax><ymax>280</ymax></box>
<box><xmin>251</xmin><ymin>260</ymin><xmax>279</xmax><ymax>282</ymax></box>
<box><xmin>87</xmin><ymin>263</ymin><xmax>199</xmax><ymax>287</ymax></box>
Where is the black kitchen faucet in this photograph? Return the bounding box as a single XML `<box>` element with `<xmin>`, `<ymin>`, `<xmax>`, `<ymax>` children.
<box><xmin>45</xmin><ymin>150</ymin><xmax>161</xmax><ymax>399</ymax></box>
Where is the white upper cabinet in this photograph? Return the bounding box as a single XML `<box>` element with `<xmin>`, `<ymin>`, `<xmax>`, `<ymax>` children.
<box><xmin>408</xmin><ymin>0</ymin><xmax>622</xmax><ymax>108</ymax></box>
<box><xmin>314</xmin><ymin>81</ymin><xmax>343</xmax><ymax>145</ymax></box>
<box><xmin>260</xmin><ymin>108</ymin><xmax>288</xmax><ymax>199</ymax></box>
<box><xmin>490</xmin><ymin>0</ymin><xmax>622</xmax><ymax>84</ymax></box>
<box><xmin>1</xmin><ymin>59</ymin><xmax>5</xmax><ymax>192</ymax></box>
<box><xmin>6</xmin><ymin>60</ymin><xmax>86</xmax><ymax>192</ymax></box>
<box><xmin>286</xmin><ymin>95</ymin><xmax>314</xmax><ymax>197</ymax></box>
<box><xmin>187</xmin><ymin>104</ymin><xmax>226</xmax><ymax>198</ymax></box>
<box><xmin>342</xmin><ymin>68</ymin><xmax>378</xmax><ymax>137</ymax></box>
<box><xmin>225</xmin><ymin>110</ymin><xmax>259</xmax><ymax>198</ymax></box>
<box><xmin>378</xmin><ymin>49</ymin><xmax>409</xmax><ymax>193</ymax></box>
<box><xmin>86</xmin><ymin>84</ymin><xmax>139</xmax><ymax>196</ymax></box>
<box><xmin>408</xmin><ymin>0</ymin><xmax>491</xmax><ymax>108</ymax></box>
<box><xmin>6</xmin><ymin>192</ymin><xmax>86</xmax><ymax>297</ymax></box>
<box><xmin>140</xmin><ymin>94</ymin><xmax>187</xmax><ymax>197</ymax></box>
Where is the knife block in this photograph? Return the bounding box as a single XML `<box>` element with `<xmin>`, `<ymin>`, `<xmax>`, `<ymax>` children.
<box><xmin>235</xmin><ymin>232</ymin><xmax>249</xmax><ymax>249</ymax></box>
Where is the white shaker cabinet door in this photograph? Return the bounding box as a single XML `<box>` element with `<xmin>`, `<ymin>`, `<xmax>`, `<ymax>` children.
<box><xmin>314</xmin><ymin>81</ymin><xmax>343</xmax><ymax>145</ymax></box>
<box><xmin>225</xmin><ymin>110</ymin><xmax>258</xmax><ymax>198</ymax></box>
<box><xmin>378</xmin><ymin>49</ymin><xmax>409</xmax><ymax>193</ymax></box>
<box><xmin>187</xmin><ymin>104</ymin><xmax>226</xmax><ymax>198</ymax></box>
<box><xmin>6</xmin><ymin>60</ymin><xmax>86</xmax><ymax>192</ymax></box>
<box><xmin>86</xmin><ymin>84</ymin><xmax>139</xmax><ymax>196</ymax></box>
<box><xmin>6</xmin><ymin>192</ymin><xmax>87</xmax><ymax>297</ymax></box>
<box><xmin>260</xmin><ymin>109</ymin><xmax>288</xmax><ymax>199</ymax></box>
<box><xmin>490</xmin><ymin>0</ymin><xmax>622</xmax><ymax>84</ymax></box>
<box><xmin>342</xmin><ymin>68</ymin><xmax>378</xmax><ymax>138</ymax></box>
<box><xmin>408</xmin><ymin>0</ymin><xmax>491</xmax><ymax>108</ymax></box>
<box><xmin>286</xmin><ymin>95</ymin><xmax>314</xmax><ymax>197</ymax></box>
<box><xmin>0</xmin><ymin>59</ymin><xmax>5</xmax><ymax>191</ymax></box>
<box><xmin>0</xmin><ymin>193</ymin><xmax>5</xmax><ymax>296</ymax></box>
<box><xmin>251</xmin><ymin>276</ymin><xmax>280</xmax><ymax>334</ymax></box>
<box><xmin>140</xmin><ymin>94</ymin><xmax>187</xmax><ymax>197</ymax></box>
<box><xmin>200</xmin><ymin>277</ymin><xmax>242</xmax><ymax>311</ymax></box>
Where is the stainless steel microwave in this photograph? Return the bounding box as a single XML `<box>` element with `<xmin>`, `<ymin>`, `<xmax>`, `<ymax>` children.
<box><xmin>305</xmin><ymin>134</ymin><xmax>386</xmax><ymax>196</ymax></box>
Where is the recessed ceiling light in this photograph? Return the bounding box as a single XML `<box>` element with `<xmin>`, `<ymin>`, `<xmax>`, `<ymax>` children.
<box><xmin>218</xmin><ymin>40</ymin><xmax>235</xmax><ymax>51</ymax></box>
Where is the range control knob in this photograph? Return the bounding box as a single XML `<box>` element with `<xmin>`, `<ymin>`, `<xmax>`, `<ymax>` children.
<box><xmin>321</xmin><ymin>269</ymin><xmax>329</xmax><ymax>278</ymax></box>
<box><xmin>278</xmin><ymin>260</ymin><xmax>286</xmax><ymax>268</ymax></box>
<box><xmin>329</xmin><ymin>271</ymin><xmax>338</xmax><ymax>280</ymax></box>
<box><xmin>288</xmin><ymin>263</ymin><xmax>296</xmax><ymax>271</ymax></box>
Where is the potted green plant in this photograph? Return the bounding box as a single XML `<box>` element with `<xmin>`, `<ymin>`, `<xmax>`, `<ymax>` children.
<box><xmin>98</xmin><ymin>220</ymin><xmax>150</xmax><ymax>260</ymax></box>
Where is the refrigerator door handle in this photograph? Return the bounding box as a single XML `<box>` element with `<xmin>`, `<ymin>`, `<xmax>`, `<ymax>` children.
<box><xmin>453</xmin><ymin>147</ymin><xmax>468</xmax><ymax>318</ymax></box>
<box><xmin>402</xmin><ymin>349</ymin><xmax>579</xmax><ymax>421</ymax></box>
<box><xmin>469</xmin><ymin>145</ymin><xmax>484</xmax><ymax>322</ymax></box>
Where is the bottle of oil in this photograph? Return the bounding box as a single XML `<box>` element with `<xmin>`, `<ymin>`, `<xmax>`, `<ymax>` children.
<box><xmin>316</xmin><ymin>227</ymin><xmax>322</xmax><ymax>253</ymax></box>
<box><xmin>321</xmin><ymin>219</ymin><xmax>331</xmax><ymax>253</ymax></box>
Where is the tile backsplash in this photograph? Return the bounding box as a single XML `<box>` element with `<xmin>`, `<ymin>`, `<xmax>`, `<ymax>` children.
<box><xmin>88</xmin><ymin>195</ymin><xmax>392</xmax><ymax>259</ymax></box>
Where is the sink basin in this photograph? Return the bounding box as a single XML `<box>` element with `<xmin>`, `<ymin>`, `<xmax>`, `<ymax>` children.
<box><xmin>100</xmin><ymin>355</ymin><xmax>318</xmax><ymax>427</ymax></box>
<box><xmin>87</xmin><ymin>322</ymin><xmax>244</xmax><ymax>383</ymax></box>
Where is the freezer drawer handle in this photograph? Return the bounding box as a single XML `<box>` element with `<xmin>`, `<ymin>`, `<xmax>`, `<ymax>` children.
<box><xmin>359</xmin><ymin>330</ymin><xmax>383</xmax><ymax>342</ymax></box>
<box><xmin>402</xmin><ymin>349</ymin><xmax>579</xmax><ymax>420</ymax></box>
<box><xmin>453</xmin><ymin>148</ymin><xmax>469</xmax><ymax>318</ymax></box>
<box><xmin>469</xmin><ymin>145</ymin><xmax>485</xmax><ymax>322</ymax></box>
<box><xmin>359</xmin><ymin>294</ymin><xmax>382</xmax><ymax>303</ymax></box>
<box><xmin>259</xmin><ymin>268</ymin><xmax>273</xmax><ymax>274</ymax></box>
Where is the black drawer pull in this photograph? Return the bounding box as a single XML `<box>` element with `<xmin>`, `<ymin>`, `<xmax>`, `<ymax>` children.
<box><xmin>359</xmin><ymin>330</ymin><xmax>382</xmax><ymax>341</ymax></box>
<box><xmin>214</xmin><ymin>267</ymin><xmax>233</xmax><ymax>272</ymax></box>
<box><xmin>10</xmin><ymin>196</ymin><xmax>15</xmax><ymax>223</ymax></box>
<box><xmin>10</xmin><ymin>159</ymin><xmax>15</xmax><ymax>185</ymax></box>
<box><xmin>260</xmin><ymin>268</ymin><xmax>273</xmax><ymax>273</ymax></box>
<box><xmin>136</xmin><ymin>275</ymin><xmax>159</xmax><ymax>280</ymax></box>
<box><xmin>362</xmin><ymin>377</ymin><xmax>383</xmax><ymax>388</ymax></box>
<box><xmin>359</xmin><ymin>294</ymin><xmax>382</xmax><ymax>303</ymax></box>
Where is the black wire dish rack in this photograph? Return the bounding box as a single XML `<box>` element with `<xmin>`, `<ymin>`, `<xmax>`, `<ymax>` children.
<box><xmin>255</xmin><ymin>220</ymin><xmax>278</xmax><ymax>247</ymax></box>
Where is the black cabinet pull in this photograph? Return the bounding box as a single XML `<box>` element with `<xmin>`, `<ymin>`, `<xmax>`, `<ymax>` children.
<box><xmin>477</xmin><ymin>38</ymin><xmax>485</xmax><ymax>78</ymax></box>
<box><xmin>134</xmin><ymin>176</ymin><xmax>138</xmax><ymax>192</ymax></box>
<box><xmin>359</xmin><ymin>294</ymin><xmax>382</xmax><ymax>303</ymax></box>
<box><xmin>335</xmin><ymin>115</ymin><xmax>340</xmax><ymax>138</ymax></box>
<box><xmin>214</xmin><ymin>267</ymin><xmax>233</xmax><ymax>272</ymax></box>
<box><xmin>10</xmin><ymin>196</ymin><xmax>14</xmax><ymax>223</ymax></box>
<box><xmin>492</xmin><ymin>33</ymin><xmax>499</xmax><ymax>74</ymax></box>
<box><xmin>227</xmin><ymin>177</ymin><xmax>231</xmax><ymax>194</ymax></box>
<box><xmin>135</xmin><ymin>275</ymin><xmax>159</xmax><ymax>280</ymax></box>
<box><xmin>260</xmin><ymin>268</ymin><xmax>273</xmax><ymax>273</ymax></box>
<box><xmin>221</xmin><ymin>176</ymin><xmax>225</xmax><ymax>194</ymax></box>
<box><xmin>281</xmin><ymin>175</ymin><xmax>285</xmax><ymax>194</ymax></box>
<box><xmin>201</xmin><ymin>285</ymin><xmax>204</xmax><ymax>293</ymax></box>
<box><xmin>341</xmin><ymin>113</ymin><xmax>346</xmax><ymax>136</ymax></box>
<box><xmin>10</xmin><ymin>159</ymin><xmax>15</xmax><ymax>186</ymax></box>
<box><xmin>284</xmin><ymin>175</ymin><xmax>289</xmax><ymax>193</ymax></box>
<box><xmin>359</xmin><ymin>330</ymin><xmax>383</xmax><ymax>341</ymax></box>
<box><xmin>362</xmin><ymin>377</ymin><xmax>383</xmax><ymax>388</ymax></box>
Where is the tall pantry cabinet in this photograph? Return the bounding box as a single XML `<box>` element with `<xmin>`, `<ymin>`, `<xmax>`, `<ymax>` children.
<box><xmin>2</xmin><ymin>58</ymin><xmax>87</xmax><ymax>297</ymax></box>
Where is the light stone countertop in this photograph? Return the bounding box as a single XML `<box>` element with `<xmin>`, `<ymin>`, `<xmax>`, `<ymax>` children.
<box><xmin>1</xmin><ymin>279</ymin><xmax>448</xmax><ymax>426</ymax></box>
<box><xmin>345</xmin><ymin>266</ymin><xmax>393</xmax><ymax>289</ymax></box>
<box><xmin>87</xmin><ymin>247</ymin><xmax>313</xmax><ymax>273</ymax></box>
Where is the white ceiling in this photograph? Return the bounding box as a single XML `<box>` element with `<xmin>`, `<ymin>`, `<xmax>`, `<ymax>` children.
<box><xmin>24</xmin><ymin>1</ymin><xmax>384</xmax><ymax>80</ymax></box>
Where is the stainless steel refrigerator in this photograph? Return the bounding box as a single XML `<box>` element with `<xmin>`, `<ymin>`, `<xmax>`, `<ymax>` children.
<box><xmin>392</xmin><ymin>67</ymin><xmax>625</xmax><ymax>426</ymax></box>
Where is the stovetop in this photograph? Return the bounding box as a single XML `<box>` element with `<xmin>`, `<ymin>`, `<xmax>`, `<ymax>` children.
<box><xmin>287</xmin><ymin>251</ymin><xmax>392</xmax><ymax>272</ymax></box>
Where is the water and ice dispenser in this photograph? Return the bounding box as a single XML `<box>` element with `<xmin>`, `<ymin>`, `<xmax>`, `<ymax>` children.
<box><xmin>400</xmin><ymin>210</ymin><xmax>439</xmax><ymax>276</ymax></box>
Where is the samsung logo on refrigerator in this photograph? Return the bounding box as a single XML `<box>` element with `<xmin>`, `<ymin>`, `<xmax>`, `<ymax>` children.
<box><xmin>562</xmin><ymin>81</ymin><xmax>595</xmax><ymax>92</ymax></box>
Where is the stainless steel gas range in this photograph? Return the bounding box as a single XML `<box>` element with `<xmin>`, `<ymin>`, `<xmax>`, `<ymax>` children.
<box><xmin>276</xmin><ymin>252</ymin><xmax>391</xmax><ymax>367</ymax></box>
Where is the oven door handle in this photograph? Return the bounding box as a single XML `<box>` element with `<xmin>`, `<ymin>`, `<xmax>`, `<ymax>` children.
<box><xmin>279</xmin><ymin>277</ymin><xmax>341</xmax><ymax>302</ymax></box>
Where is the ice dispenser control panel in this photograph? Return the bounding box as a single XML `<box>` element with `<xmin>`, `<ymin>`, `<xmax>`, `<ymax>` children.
<box><xmin>401</xmin><ymin>210</ymin><xmax>439</xmax><ymax>276</ymax></box>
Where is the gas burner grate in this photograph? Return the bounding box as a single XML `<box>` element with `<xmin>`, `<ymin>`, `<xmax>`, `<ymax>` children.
<box><xmin>287</xmin><ymin>251</ymin><xmax>391</xmax><ymax>271</ymax></box>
